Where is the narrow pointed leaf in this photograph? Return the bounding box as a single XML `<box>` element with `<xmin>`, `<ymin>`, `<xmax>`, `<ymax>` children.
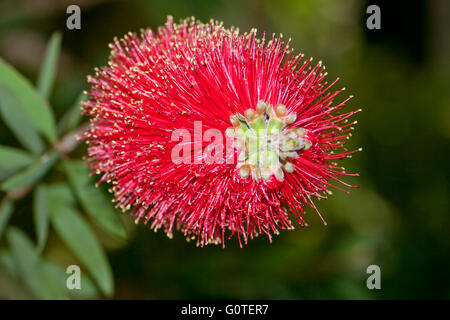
<box><xmin>37</xmin><ymin>32</ymin><xmax>62</xmax><ymax>99</ymax></box>
<box><xmin>45</xmin><ymin>182</ymin><xmax>76</xmax><ymax>207</ymax></box>
<box><xmin>0</xmin><ymin>145</ymin><xmax>34</xmax><ymax>181</ymax></box>
<box><xmin>33</xmin><ymin>185</ymin><xmax>49</xmax><ymax>251</ymax></box>
<box><xmin>47</xmin><ymin>199</ymin><xmax>114</xmax><ymax>297</ymax></box>
<box><xmin>6</xmin><ymin>227</ymin><xmax>67</xmax><ymax>299</ymax></box>
<box><xmin>0</xmin><ymin>58</ymin><xmax>56</xmax><ymax>141</ymax></box>
<box><xmin>0</xmin><ymin>199</ymin><xmax>14</xmax><ymax>240</ymax></box>
<box><xmin>1</xmin><ymin>151</ymin><xmax>59</xmax><ymax>191</ymax></box>
<box><xmin>64</xmin><ymin>160</ymin><xmax>126</xmax><ymax>239</ymax></box>
<box><xmin>0</xmin><ymin>86</ymin><xmax>45</xmax><ymax>154</ymax></box>
<box><xmin>0</xmin><ymin>249</ymin><xmax>16</xmax><ymax>277</ymax></box>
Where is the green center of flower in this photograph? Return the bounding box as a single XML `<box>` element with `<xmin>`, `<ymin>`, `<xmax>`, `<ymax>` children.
<box><xmin>226</xmin><ymin>101</ymin><xmax>312</xmax><ymax>181</ymax></box>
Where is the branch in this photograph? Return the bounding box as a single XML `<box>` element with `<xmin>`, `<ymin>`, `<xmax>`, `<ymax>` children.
<box><xmin>3</xmin><ymin>122</ymin><xmax>89</xmax><ymax>202</ymax></box>
<box><xmin>53</xmin><ymin>122</ymin><xmax>89</xmax><ymax>155</ymax></box>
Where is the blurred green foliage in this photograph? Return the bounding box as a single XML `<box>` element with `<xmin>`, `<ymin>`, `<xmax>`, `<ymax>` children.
<box><xmin>0</xmin><ymin>0</ymin><xmax>448</xmax><ymax>299</ymax></box>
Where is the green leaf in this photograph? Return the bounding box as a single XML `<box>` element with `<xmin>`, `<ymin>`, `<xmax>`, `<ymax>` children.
<box><xmin>0</xmin><ymin>86</ymin><xmax>45</xmax><ymax>154</ymax></box>
<box><xmin>47</xmin><ymin>199</ymin><xmax>114</xmax><ymax>297</ymax></box>
<box><xmin>6</xmin><ymin>227</ymin><xmax>67</xmax><ymax>299</ymax></box>
<box><xmin>1</xmin><ymin>151</ymin><xmax>59</xmax><ymax>191</ymax></box>
<box><xmin>37</xmin><ymin>32</ymin><xmax>62</xmax><ymax>100</ymax></box>
<box><xmin>0</xmin><ymin>58</ymin><xmax>56</xmax><ymax>142</ymax></box>
<box><xmin>0</xmin><ymin>145</ymin><xmax>34</xmax><ymax>181</ymax></box>
<box><xmin>0</xmin><ymin>249</ymin><xmax>17</xmax><ymax>277</ymax></box>
<box><xmin>0</xmin><ymin>199</ymin><xmax>14</xmax><ymax>240</ymax></box>
<box><xmin>46</xmin><ymin>182</ymin><xmax>76</xmax><ymax>207</ymax></box>
<box><xmin>33</xmin><ymin>185</ymin><xmax>49</xmax><ymax>251</ymax></box>
<box><xmin>0</xmin><ymin>248</ymin><xmax>97</xmax><ymax>299</ymax></box>
<box><xmin>64</xmin><ymin>160</ymin><xmax>126</xmax><ymax>239</ymax></box>
<box><xmin>57</xmin><ymin>92</ymin><xmax>84</xmax><ymax>136</ymax></box>
<box><xmin>42</xmin><ymin>261</ymin><xmax>100</xmax><ymax>299</ymax></box>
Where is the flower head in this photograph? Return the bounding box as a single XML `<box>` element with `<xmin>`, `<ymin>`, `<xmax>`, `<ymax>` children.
<box><xmin>83</xmin><ymin>16</ymin><xmax>360</xmax><ymax>247</ymax></box>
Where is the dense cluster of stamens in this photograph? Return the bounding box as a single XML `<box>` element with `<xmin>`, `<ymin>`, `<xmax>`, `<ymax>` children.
<box><xmin>226</xmin><ymin>101</ymin><xmax>312</xmax><ymax>182</ymax></box>
<box><xmin>82</xmin><ymin>16</ymin><xmax>361</xmax><ymax>247</ymax></box>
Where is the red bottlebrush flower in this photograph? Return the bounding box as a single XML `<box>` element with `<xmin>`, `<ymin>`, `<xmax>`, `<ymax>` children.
<box><xmin>83</xmin><ymin>16</ymin><xmax>361</xmax><ymax>247</ymax></box>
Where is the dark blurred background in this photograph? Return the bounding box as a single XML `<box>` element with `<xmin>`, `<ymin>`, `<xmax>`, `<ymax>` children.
<box><xmin>0</xmin><ymin>0</ymin><xmax>449</xmax><ymax>299</ymax></box>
